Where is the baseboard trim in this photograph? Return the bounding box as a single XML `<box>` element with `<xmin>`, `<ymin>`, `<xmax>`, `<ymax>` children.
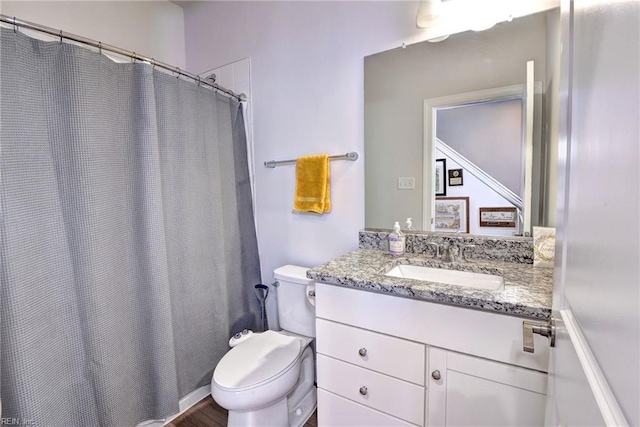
<box><xmin>166</xmin><ymin>385</ymin><xmax>212</xmax><ymax>424</ymax></box>
<box><xmin>136</xmin><ymin>384</ymin><xmax>211</xmax><ymax>427</ymax></box>
<box><xmin>561</xmin><ymin>309</ymin><xmax>628</xmax><ymax>426</ymax></box>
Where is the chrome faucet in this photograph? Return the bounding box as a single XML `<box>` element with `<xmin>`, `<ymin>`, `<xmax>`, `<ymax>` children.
<box><xmin>438</xmin><ymin>242</ymin><xmax>476</xmax><ymax>262</ymax></box>
<box><xmin>441</xmin><ymin>242</ymin><xmax>457</xmax><ymax>262</ymax></box>
<box><xmin>425</xmin><ymin>242</ymin><xmax>440</xmax><ymax>258</ymax></box>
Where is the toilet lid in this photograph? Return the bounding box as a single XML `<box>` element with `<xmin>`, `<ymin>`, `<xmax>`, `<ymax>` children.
<box><xmin>213</xmin><ymin>331</ymin><xmax>301</xmax><ymax>390</ymax></box>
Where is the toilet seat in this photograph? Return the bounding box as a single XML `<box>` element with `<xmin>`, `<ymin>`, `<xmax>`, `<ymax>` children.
<box><xmin>213</xmin><ymin>330</ymin><xmax>302</xmax><ymax>391</ymax></box>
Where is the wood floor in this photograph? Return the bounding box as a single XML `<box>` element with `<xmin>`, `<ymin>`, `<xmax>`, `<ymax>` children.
<box><xmin>168</xmin><ymin>396</ymin><xmax>318</xmax><ymax>427</ymax></box>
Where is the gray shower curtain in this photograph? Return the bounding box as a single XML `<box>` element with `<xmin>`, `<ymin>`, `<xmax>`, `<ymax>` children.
<box><xmin>0</xmin><ymin>28</ymin><xmax>261</xmax><ymax>426</ymax></box>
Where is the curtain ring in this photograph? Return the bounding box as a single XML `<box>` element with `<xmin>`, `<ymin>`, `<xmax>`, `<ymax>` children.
<box><xmin>151</xmin><ymin>58</ymin><xmax>156</xmax><ymax>69</ymax></box>
<box><xmin>97</xmin><ymin>42</ymin><xmax>102</xmax><ymax>55</ymax></box>
<box><xmin>132</xmin><ymin>53</ymin><xmax>136</xmax><ymax>63</ymax></box>
<box><xmin>175</xmin><ymin>67</ymin><xmax>180</xmax><ymax>79</ymax></box>
<box><xmin>196</xmin><ymin>76</ymin><xmax>201</xmax><ymax>86</ymax></box>
<box><xmin>59</xmin><ymin>30</ymin><xmax>63</xmax><ymax>44</ymax></box>
<box><xmin>13</xmin><ymin>17</ymin><xmax>17</xmax><ymax>33</ymax></box>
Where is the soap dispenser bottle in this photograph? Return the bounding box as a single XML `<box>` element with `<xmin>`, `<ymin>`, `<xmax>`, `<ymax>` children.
<box><xmin>405</xmin><ymin>218</ymin><xmax>415</xmax><ymax>230</ymax></box>
<box><xmin>389</xmin><ymin>221</ymin><xmax>406</xmax><ymax>256</ymax></box>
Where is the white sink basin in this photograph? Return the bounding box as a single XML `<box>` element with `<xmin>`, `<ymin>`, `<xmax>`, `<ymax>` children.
<box><xmin>385</xmin><ymin>264</ymin><xmax>504</xmax><ymax>291</ymax></box>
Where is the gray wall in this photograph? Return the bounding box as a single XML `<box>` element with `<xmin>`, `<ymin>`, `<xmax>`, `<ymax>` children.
<box><xmin>365</xmin><ymin>12</ymin><xmax>548</xmax><ymax>230</ymax></box>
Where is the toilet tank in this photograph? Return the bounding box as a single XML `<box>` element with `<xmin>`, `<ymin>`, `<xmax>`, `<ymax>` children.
<box><xmin>274</xmin><ymin>265</ymin><xmax>316</xmax><ymax>338</ymax></box>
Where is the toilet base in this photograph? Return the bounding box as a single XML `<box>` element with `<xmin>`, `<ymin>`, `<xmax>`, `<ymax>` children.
<box><xmin>226</xmin><ymin>389</ymin><xmax>317</xmax><ymax>427</ymax></box>
<box><xmin>289</xmin><ymin>387</ymin><xmax>317</xmax><ymax>427</ymax></box>
<box><xmin>228</xmin><ymin>397</ymin><xmax>289</xmax><ymax>427</ymax></box>
<box><xmin>287</xmin><ymin>346</ymin><xmax>316</xmax><ymax>427</ymax></box>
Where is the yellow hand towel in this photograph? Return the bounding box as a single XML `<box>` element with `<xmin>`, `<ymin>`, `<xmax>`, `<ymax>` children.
<box><xmin>293</xmin><ymin>154</ymin><xmax>331</xmax><ymax>214</ymax></box>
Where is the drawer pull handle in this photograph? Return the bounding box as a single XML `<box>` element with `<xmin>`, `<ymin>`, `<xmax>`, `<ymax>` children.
<box><xmin>358</xmin><ymin>348</ymin><xmax>367</xmax><ymax>357</ymax></box>
<box><xmin>359</xmin><ymin>386</ymin><xmax>368</xmax><ymax>396</ymax></box>
<box><xmin>432</xmin><ymin>370</ymin><xmax>441</xmax><ymax>380</ymax></box>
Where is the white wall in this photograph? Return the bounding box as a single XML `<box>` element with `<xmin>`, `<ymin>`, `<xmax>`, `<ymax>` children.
<box><xmin>557</xmin><ymin>0</ymin><xmax>639</xmax><ymax>424</ymax></box>
<box><xmin>0</xmin><ymin>1</ymin><xmax>186</xmax><ymax>69</ymax></box>
<box><xmin>182</xmin><ymin>1</ymin><xmax>425</xmax><ymax>300</ymax></box>
<box><xmin>199</xmin><ymin>58</ymin><xmax>257</xmax><ymax>206</ymax></box>
<box><xmin>181</xmin><ymin>4</ymin><xmax>559</xmax><ymax>322</ymax></box>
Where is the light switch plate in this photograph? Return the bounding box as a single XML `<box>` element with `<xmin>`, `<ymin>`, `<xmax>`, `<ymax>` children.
<box><xmin>398</xmin><ymin>177</ymin><xmax>415</xmax><ymax>190</ymax></box>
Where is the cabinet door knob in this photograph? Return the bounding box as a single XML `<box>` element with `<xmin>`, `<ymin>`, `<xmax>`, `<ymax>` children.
<box><xmin>359</xmin><ymin>386</ymin><xmax>368</xmax><ymax>396</ymax></box>
<box><xmin>431</xmin><ymin>370</ymin><xmax>441</xmax><ymax>380</ymax></box>
<box><xmin>358</xmin><ymin>347</ymin><xmax>367</xmax><ymax>357</ymax></box>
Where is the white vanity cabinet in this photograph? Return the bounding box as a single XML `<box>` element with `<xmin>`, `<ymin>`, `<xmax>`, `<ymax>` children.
<box><xmin>315</xmin><ymin>282</ymin><xmax>550</xmax><ymax>427</ymax></box>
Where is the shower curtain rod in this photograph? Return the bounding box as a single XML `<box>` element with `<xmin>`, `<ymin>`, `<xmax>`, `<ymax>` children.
<box><xmin>0</xmin><ymin>14</ymin><xmax>246</xmax><ymax>103</ymax></box>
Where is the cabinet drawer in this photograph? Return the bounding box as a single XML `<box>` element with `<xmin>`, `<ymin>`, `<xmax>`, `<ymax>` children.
<box><xmin>316</xmin><ymin>318</ymin><xmax>425</xmax><ymax>385</ymax></box>
<box><xmin>317</xmin><ymin>354</ymin><xmax>425</xmax><ymax>425</ymax></box>
<box><xmin>318</xmin><ymin>388</ymin><xmax>416</xmax><ymax>427</ymax></box>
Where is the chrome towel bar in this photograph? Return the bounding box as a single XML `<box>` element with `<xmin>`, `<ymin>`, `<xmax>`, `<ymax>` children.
<box><xmin>264</xmin><ymin>152</ymin><xmax>358</xmax><ymax>168</ymax></box>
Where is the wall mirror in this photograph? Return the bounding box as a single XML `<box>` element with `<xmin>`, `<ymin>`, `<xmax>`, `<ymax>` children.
<box><xmin>365</xmin><ymin>9</ymin><xmax>560</xmax><ymax>236</ymax></box>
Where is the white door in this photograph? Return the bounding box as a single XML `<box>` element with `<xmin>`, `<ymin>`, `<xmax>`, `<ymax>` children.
<box><xmin>545</xmin><ymin>1</ymin><xmax>639</xmax><ymax>425</ymax></box>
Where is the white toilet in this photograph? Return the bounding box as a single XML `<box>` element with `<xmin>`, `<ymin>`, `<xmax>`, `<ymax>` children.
<box><xmin>211</xmin><ymin>265</ymin><xmax>317</xmax><ymax>427</ymax></box>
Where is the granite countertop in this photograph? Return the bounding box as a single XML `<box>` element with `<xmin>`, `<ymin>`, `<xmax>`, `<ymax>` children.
<box><xmin>307</xmin><ymin>249</ymin><xmax>553</xmax><ymax>319</ymax></box>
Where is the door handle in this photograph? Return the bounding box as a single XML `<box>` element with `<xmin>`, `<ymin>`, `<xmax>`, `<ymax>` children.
<box><xmin>523</xmin><ymin>317</ymin><xmax>556</xmax><ymax>353</ymax></box>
